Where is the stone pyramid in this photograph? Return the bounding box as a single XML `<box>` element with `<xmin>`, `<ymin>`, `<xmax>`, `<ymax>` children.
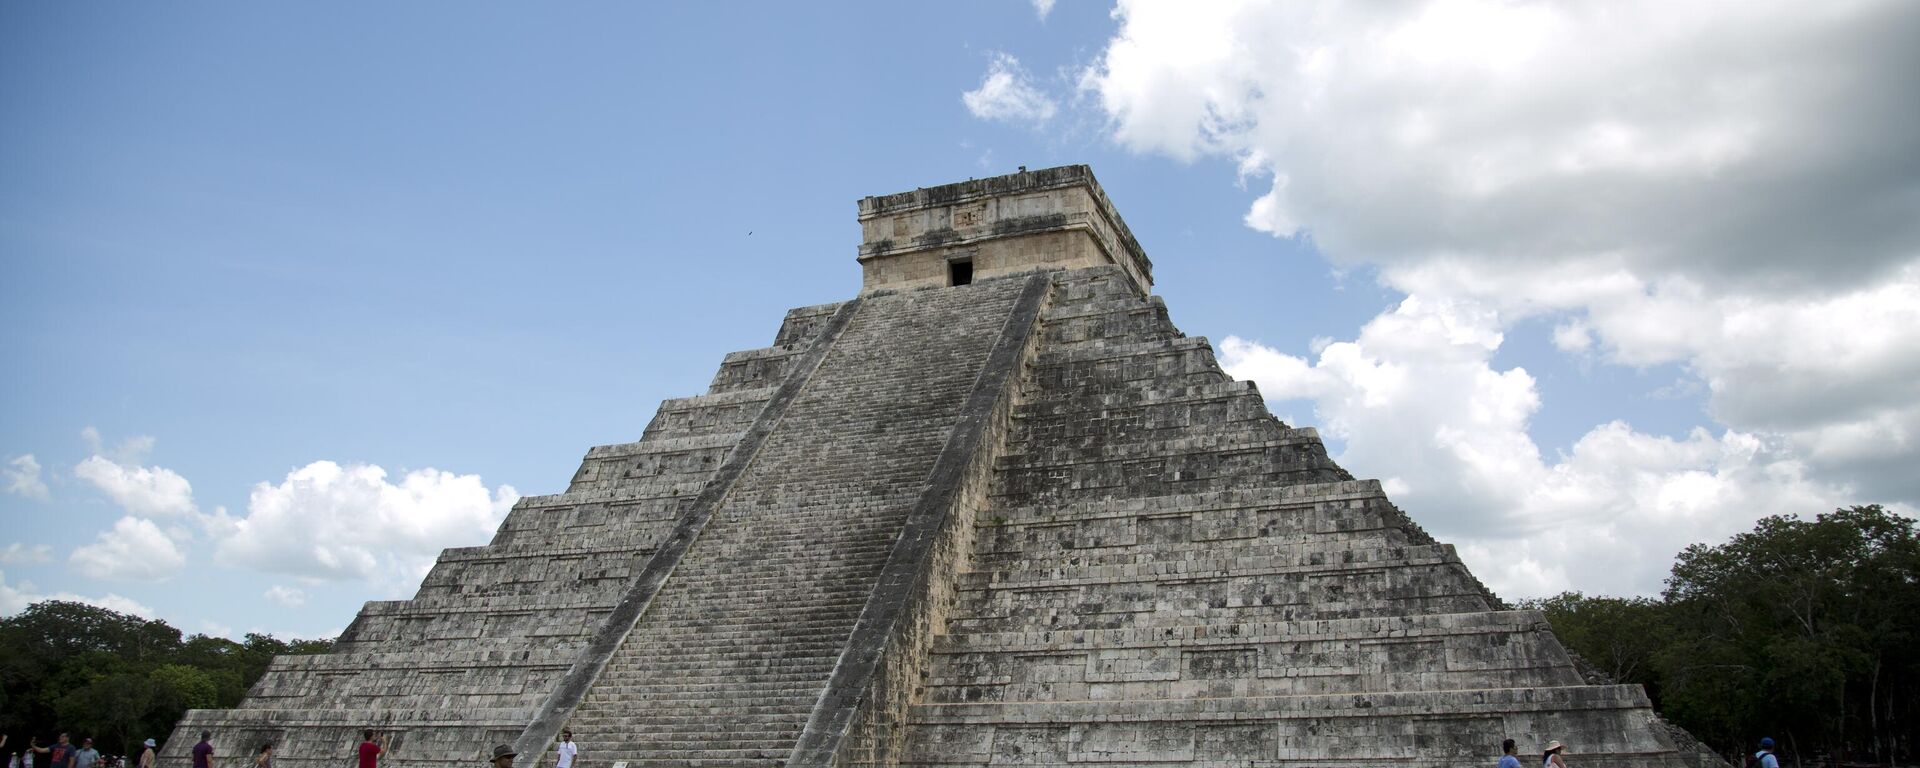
<box><xmin>165</xmin><ymin>166</ymin><xmax>1722</xmax><ymax>768</ymax></box>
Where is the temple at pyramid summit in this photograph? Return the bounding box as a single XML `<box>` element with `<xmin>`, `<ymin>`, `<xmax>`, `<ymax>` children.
<box><xmin>163</xmin><ymin>166</ymin><xmax>1724</xmax><ymax>768</ymax></box>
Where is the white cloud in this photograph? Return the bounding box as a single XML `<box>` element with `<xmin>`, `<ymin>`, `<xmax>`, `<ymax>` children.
<box><xmin>0</xmin><ymin>543</ymin><xmax>53</xmax><ymax>565</ymax></box>
<box><xmin>0</xmin><ymin>568</ymin><xmax>155</xmax><ymax>618</ymax></box>
<box><xmin>70</xmin><ymin>515</ymin><xmax>188</xmax><ymax>581</ymax></box>
<box><xmin>5</xmin><ymin>454</ymin><xmax>49</xmax><ymax>499</ymax></box>
<box><xmin>1087</xmin><ymin>0</ymin><xmax>1920</xmax><ymax>289</ymax></box>
<box><xmin>216</xmin><ymin>461</ymin><xmax>518</xmax><ymax>589</ymax></box>
<box><xmin>1031</xmin><ymin>0</ymin><xmax>1057</xmax><ymax>21</ymax></box>
<box><xmin>962</xmin><ymin>52</ymin><xmax>1059</xmax><ymax>126</ymax></box>
<box><xmin>263</xmin><ymin>585</ymin><xmax>307</xmax><ymax>608</ymax></box>
<box><xmin>1221</xmin><ymin>294</ymin><xmax>1862</xmax><ymax>597</ymax></box>
<box><xmin>74</xmin><ymin>453</ymin><xmax>196</xmax><ymax>517</ymax></box>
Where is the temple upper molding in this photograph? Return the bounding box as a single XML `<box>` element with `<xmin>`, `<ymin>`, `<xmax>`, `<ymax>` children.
<box><xmin>855</xmin><ymin>164</ymin><xmax>1154</xmax><ymax>296</ymax></box>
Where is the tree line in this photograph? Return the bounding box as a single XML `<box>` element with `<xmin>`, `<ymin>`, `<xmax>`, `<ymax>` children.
<box><xmin>1524</xmin><ymin>505</ymin><xmax>1918</xmax><ymax>766</ymax></box>
<box><xmin>0</xmin><ymin>603</ymin><xmax>330</xmax><ymax>758</ymax></box>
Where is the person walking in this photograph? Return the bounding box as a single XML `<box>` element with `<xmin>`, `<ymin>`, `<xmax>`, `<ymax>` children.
<box><xmin>1542</xmin><ymin>740</ymin><xmax>1567</xmax><ymax>768</ymax></box>
<box><xmin>72</xmin><ymin>739</ymin><xmax>98</xmax><ymax>768</ymax></box>
<box><xmin>136</xmin><ymin>741</ymin><xmax>155</xmax><ymax>768</ymax></box>
<box><xmin>1753</xmin><ymin>738</ymin><xmax>1780</xmax><ymax>768</ymax></box>
<box><xmin>190</xmin><ymin>731</ymin><xmax>213</xmax><ymax>768</ymax></box>
<box><xmin>252</xmin><ymin>744</ymin><xmax>272</xmax><ymax>768</ymax></box>
<box><xmin>487</xmin><ymin>745</ymin><xmax>514</xmax><ymax>768</ymax></box>
<box><xmin>554</xmin><ymin>731</ymin><xmax>577</xmax><ymax>768</ymax></box>
<box><xmin>1497</xmin><ymin>739</ymin><xmax>1521</xmax><ymax>768</ymax></box>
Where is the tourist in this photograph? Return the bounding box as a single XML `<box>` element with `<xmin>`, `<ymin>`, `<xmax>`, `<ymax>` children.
<box><xmin>48</xmin><ymin>734</ymin><xmax>74</xmax><ymax>768</ymax></box>
<box><xmin>252</xmin><ymin>744</ymin><xmax>272</xmax><ymax>768</ymax></box>
<box><xmin>9</xmin><ymin>750</ymin><xmax>19</xmax><ymax>768</ymax></box>
<box><xmin>488</xmin><ymin>745</ymin><xmax>515</xmax><ymax>768</ymax></box>
<box><xmin>554</xmin><ymin>730</ymin><xmax>577</xmax><ymax>768</ymax></box>
<box><xmin>357</xmin><ymin>730</ymin><xmax>385</xmax><ymax>768</ymax></box>
<box><xmin>72</xmin><ymin>739</ymin><xmax>98</xmax><ymax>768</ymax></box>
<box><xmin>136</xmin><ymin>741</ymin><xmax>155</xmax><ymax>768</ymax></box>
<box><xmin>1497</xmin><ymin>739</ymin><xmax>1520</xmax><ymax>768</ymax></box>
<box><xmin>28</xmin><ymin>736</ymin><xmax>48</xmax><ymax>768</ymax></box>
<box><xmin>1753</xmin><ymin>738</ymin><xmax>1780</xmax><ymax>768</ymax></box>
<box><xmin>1542</xmin><ymin>740</ymin><xmax>1567</xmax><ymax>768</ymax></box>
<box><xmin>191</xmin><ymin>731</ymin><xmax>213</xmax><ymax>768</ymax></box>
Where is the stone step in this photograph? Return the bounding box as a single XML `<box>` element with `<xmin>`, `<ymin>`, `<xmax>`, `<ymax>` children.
<box><xmin>933</xmin><ymin>610</ymin><xmax>1559</xmax><ymax>653</ymax></box>
<box><xmin>1012</xmin><ymin>379</ymin><xmax>1260</xmax><ymax>411</ymax></box>
<box><xmin>972</xmin><ymin>526</ymin><xmax>1407</xmax><ymax>565</ymax></box>
<box><xmin>901</xmin><ymin>685</ymin><xmax>1682</xmax><ymax>766</ymax></box>
<box><xmin>966</xmin><ymin>535</ymin><xmax>1433</xmax><ymax>584</ymax></box>
<box><xmin>707</xmin><ymin>343</ymin><xmax>811</xmax><ymax>394</ymax></box>
<box><xmin>956</xmin><ymin>543</ymin><xmax>1458</xmax><ymax>593</ymax></box>
<box><xmin>773</xmin><ymin>300</ymin><xmax>850</xmax><ymax>347</ymax></box>
<box><xmin>987</xmin><ymin>481</ymin><xmax>1391</xmax><ymax>527</ymax></box>
<box><xmin>642</xmin><ymin>386</ymin><xmax>779</xmax><ymax>439</ymax></box>
<box><xmin>996</xmin><ymin>427</ymin><xmax>1324</xmax><ymax>468</ymax></box>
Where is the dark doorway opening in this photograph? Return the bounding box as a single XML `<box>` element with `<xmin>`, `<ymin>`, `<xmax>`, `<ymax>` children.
<box><xmin>949</xmin><ymin>259</ymin><xmax>974</xmax><ymax>286</ymax></box>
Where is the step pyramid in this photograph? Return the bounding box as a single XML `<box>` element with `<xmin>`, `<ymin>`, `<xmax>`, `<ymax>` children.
<box><xmin>164</xmin><ymin>166</ymin><xmax>1722</xmax><ymax>768</ymax></box>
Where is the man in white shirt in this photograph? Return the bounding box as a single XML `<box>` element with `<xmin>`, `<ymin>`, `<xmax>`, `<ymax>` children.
<box><xmin>554</xmin><ymin>731</ymin><xmax>577</xmax><ymax>768</ymax></box>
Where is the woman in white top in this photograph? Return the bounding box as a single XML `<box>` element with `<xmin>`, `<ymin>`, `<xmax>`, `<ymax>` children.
<box><xmin>1542</xmin><ymin>740</ymin><xmax>1568</xmax><ymax>768</ymax></box>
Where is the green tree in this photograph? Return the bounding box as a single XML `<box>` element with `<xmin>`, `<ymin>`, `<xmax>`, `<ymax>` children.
<box><xmin>0</xmin><ymin>601</ymin><xmax>330</xmax><ymax>754</ymax></box>
<box><xmin>1661</xmin><ymin>505</ymin><xmax>1919</xmax><ymax>764</ymax></box>
<box><xmin>1525</xmin><ymin>592</ymin><xmax>1672</xmax><ymax>689</ymax></box>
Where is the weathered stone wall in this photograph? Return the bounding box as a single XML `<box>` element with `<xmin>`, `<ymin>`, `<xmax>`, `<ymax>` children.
<box><xmin>888</xmin><ymin>266</ymin><xmax>1713</xmax><ymax>767</ymax></box>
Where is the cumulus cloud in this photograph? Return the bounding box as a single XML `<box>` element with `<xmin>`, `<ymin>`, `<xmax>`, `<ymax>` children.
<box><xmin>0</xmin><ymin>568</ymin><xmax>155</xmax><ymax>618</ymax></box>
<box><xmin>74</xmin><ymin>451</ymin><xmax>196</xmax><ymax>518</ymax></box>
<box><xmin>1221</xmin><ymin>294</ymin><xmax>1856</xmax><ymax>596</ymax></box>
<box><xmin>1087</xmin><ymin>1</ymin><xmax>1920</xmax><ymax>286</ymax></box>
<box><xmin>0</xmin><ymin>543</ymin><xmax>53</xmax><ymax>565</ymax></box>
<box><xmin>263</xmin><ymin>585</ymin><xmax>307</xmax><ymax>608</ymax></box>
<box><xmin>70</xmin><ymin>515</ymin><xmax>188</xmax><ymax>581</ymax></box>
<box><xmin>963</xmin><ymin>52</ymin><xmax>1059</xmax><ymax>125</ymax></box>
<box><xmin>216</xmin><ymin>461</ymin><xmax>518</xmax><ymax>589</ymax></box>
<box><xmin>5</xmin><ymin>454</ymin><xmax>50</xmax><ymax>499</ymax></box>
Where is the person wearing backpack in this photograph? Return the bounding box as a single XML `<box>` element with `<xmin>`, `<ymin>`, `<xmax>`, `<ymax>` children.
<box><xmin>1750</xmin><ymin>738</ymin><xmax>1780</xmax><ymax>768</ymax></box>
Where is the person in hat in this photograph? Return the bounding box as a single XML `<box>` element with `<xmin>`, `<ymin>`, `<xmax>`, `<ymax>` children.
<box><xmin>136</xmin><ymin>740</ymin><xmax>155</xmax><ymax>768</ymax></box>
<box><xmin>1542</xmin><ymin>740</ymin><xmax>1567</xmax><ymax>768</ymax></box>
<box><xmin>72</xmin><ymin>739</ymin><xmax>98</xmax><ymax>768</ymax></box>
<box><xmin>488</xmin><ymin>745</ymin><xmax>515</xmax><ymax>768</ymax></box>
<box><xmin>1754</xmin><ymin>738</ymin><xmax>1780</xmax><ymax>768</ymax></box>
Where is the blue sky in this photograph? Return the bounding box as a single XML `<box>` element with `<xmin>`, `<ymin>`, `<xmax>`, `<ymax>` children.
<box><xmin>5</xmin><ymin>1</ymin><xmax>1914</xmax><ymax>639</ymax></box>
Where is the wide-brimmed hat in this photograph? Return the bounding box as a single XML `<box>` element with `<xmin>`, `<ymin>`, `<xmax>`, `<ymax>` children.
<box><xmin>490</xmin><ymin>745</ymin><xmax>517</xmax><ymax>761</ymax></box>
<box><xmin>144</xmin><ymin>740</ymin><xmax>156</xmax><ymax>748</ymax></box>
<box><xmin>1545</xmin><ymin>741</ymin><xmax>1565</xmax><ymax>752</ymax></box>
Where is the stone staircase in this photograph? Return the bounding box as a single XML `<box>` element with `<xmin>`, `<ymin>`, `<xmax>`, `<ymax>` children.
<box><xmin>554</xmin><ymin>275</ymin><xmax>1043</xmax><ymax>765</ymax></box>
